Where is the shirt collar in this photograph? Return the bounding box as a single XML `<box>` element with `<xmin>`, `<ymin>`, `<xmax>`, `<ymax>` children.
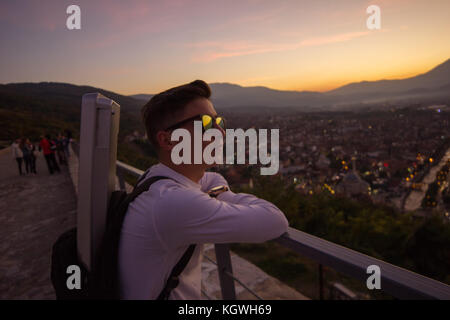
<box><xmin>146</xmin><ymin>163</ymin><xmax>201</xmax><ymax>190</ymax></box>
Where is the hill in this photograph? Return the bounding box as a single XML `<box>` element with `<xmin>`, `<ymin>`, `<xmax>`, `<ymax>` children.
<box><xmin>131</xmin><ymin>58</ymin><xmax>450</xmax><ymax>108</ymax></box>
<box><xmin>0</xmin><ymin>82</ymin><xmax>145</xmax><ymax>141</ymax></box>
<box><xmin>1</xmin><ymin>58</ymin><xmax>449</xmax><ymax>141</ymax></box>
<box><xmin>327</xmin><ymin>59</ymin><xmax>450</xmax><ymax>104</ymax></box>
<box><xmin>329</xmin><ymin>59</ymin><xmax>450</xmax><ymax>96</ymax></box>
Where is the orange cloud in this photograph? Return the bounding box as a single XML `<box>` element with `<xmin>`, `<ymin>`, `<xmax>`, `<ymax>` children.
<box><xmin>189</xmin><ymin>31</ymin><xmax>372</xmax><ymax>62</ymax></box>
<box><xmin>299</xmin><ymin>31</ymin><xmax>369</xmax><ymax>46</ymax></box>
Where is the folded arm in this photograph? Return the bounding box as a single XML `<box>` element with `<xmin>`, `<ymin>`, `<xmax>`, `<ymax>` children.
<box><xmin>154</xmin><ymin>181</ymin><xmax>289</xmax><ymax>249</ymax></box>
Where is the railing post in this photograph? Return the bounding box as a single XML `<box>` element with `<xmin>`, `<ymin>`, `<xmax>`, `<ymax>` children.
<box><xmin>215</xmin><ymin>244</ymin><xmax>236</xmax><ymax>300</ymax></box>
<box><xmin>77</xmin><ymin>93</ymin><xmax>120</xmax><ymax>271</ymax></box>
<box><xmin>319</xmin><ymin>264</ymin><xmax>324</xmax><ymax>300</ymax></box>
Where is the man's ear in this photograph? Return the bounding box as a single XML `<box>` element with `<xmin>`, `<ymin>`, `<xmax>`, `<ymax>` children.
<box><xmin>156</xmin><ymin>130</ymin><xmax>174</xmax><ymax>152</ymax></box>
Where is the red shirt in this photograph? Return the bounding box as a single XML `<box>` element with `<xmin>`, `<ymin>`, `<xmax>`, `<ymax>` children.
<box><xmin>40</xmin><ymin>139</ymin><xmax>52</xmax><ymax>155</ymax></box>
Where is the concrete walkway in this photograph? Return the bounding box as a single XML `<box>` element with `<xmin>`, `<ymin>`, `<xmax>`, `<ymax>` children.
<box><xmin>0</xmin><ymin>147</ymin><xmax>77</xmax><ymax>299</ymax></box>
<box><xmin>202</xmin><ymin>244</ymin><xmax>309</xmax><ymax>300</ymax></box>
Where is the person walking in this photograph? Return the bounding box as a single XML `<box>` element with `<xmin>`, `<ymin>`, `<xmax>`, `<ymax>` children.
<box><xmin>21</xmin><ymin>138</ymin><xmax>32</xmax><ymax>174</ymax></box>
<box><xmin>48</xmin><ymin>136</ymin><xmax>61</xmax><ymax>173</ymax></box>
<box><xmin>56</xmin><ymin>133</ymin><xmax>67</xmax><ymax>165</ymax></box>
<box><xmin>11</xmin><ymin>138</ymin><xmax>23</xmax><ymax>175</ymax></box>
<box><xmin>26</xmin><ymin>139</ymin><xmax>37</xmax><ymax>174</ymax></box>
<box><xmin>39</xmin><ymin>135</ymin><xmax>61</xmax><ymax>174</ymax></box>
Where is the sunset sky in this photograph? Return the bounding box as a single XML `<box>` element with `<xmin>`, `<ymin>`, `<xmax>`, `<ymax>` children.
<box><xmin>1</xmin><ymin>0</ymin><xmax>449</xmax><ymax>95</ymax></box>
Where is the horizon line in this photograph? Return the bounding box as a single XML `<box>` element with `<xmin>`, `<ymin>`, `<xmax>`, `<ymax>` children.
<box><xmin>2</xmin><ymin>57</ymin><xmax>448</xmax><ymax>97</ymax></box>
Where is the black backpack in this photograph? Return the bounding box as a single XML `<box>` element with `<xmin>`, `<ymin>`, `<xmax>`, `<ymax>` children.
<box><xmin>51</xmin><ymin>175</ymin><xmax>197</xmax><ymax>300</ymax></box>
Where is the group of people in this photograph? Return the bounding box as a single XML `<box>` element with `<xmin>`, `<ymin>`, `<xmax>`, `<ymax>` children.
<box><xmin>11</xmin><ymin>138</ymin><xmax>38</xmax><ymax>175</ymax></box>
<box><xmin>11</xmin><ymin>132</ymin><xmax>72</xmax><ymax>175</ymax></box>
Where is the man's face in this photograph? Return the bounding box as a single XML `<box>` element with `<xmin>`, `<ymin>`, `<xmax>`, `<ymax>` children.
<box><xmin>168</xmin><ymin>97</ymin><xmax>225</xmax><ymax>169</ymax></box>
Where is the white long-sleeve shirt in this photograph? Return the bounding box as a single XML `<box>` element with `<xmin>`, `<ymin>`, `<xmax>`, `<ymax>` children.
<box><xmin>118</xmin><ymin>163</ymin><xmax>289</xmax><ymax>300</ymax></box>
<box><xmin>11</xmin><ymin>142</ymin><xmax>23</xmax><ymax>159</ymax></box>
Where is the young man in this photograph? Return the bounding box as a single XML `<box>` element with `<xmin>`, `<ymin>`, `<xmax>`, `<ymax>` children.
<box><xmin>118</xmin><ymin>80</ymin><xmax>289</xmax><ymax>300</ymax></box>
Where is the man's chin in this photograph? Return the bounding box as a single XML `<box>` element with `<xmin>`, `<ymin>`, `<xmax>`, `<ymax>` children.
<box><xmin>194</xmin><ymin>162</ymin><xmax>219</xmax><ymax>171</ymax></box>
<box><xmin>206</xmin><ymin>163</ymin><xmax>219</xmax><ymax>170</ymax></box>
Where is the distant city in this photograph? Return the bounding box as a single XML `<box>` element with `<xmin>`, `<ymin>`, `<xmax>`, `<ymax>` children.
<box><xmin>126</xmin><ymin>102</ymin><xmax>450</xmax><ymax>220</ymax></box>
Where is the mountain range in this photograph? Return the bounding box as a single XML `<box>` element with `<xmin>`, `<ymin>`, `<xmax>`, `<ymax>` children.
<box><xmin>0</xmin><ymin>58</ymin><xmax>448</xmax><ymax>141</ymax></box>
<box><xmin>132</xmin><ymin>58</ymin><xmax>450</xmax><ymax>109</ymax></box>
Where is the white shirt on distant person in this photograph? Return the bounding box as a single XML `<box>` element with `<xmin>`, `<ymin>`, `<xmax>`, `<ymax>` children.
<box><xmin>11</xmin><ymin>142</ymin><xmax>23</xmax><ymax>159</ymax></box>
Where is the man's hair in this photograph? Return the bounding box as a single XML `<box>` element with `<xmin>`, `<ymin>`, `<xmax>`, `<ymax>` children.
<box><xmin>142</xmin><ymin>80</ymin><xmax>211</xmax><ymax>148</ymax></box>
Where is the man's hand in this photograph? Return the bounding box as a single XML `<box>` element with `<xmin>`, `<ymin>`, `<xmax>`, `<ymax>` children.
<box><xmin>207</xmin><ymin>185</ymin><xmax>229</xmax><ymax>198</ymax></box>
<box><xmin>199</xmin><ymin>172</ymin><xmax>229</xmax><ymax>193</ymax></box>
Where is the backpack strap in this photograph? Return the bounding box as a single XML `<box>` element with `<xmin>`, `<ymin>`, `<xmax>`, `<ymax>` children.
<box><xmin>129</xmin><ymin>174</ymin><xmax>167</xmax><ymax>201</ymax></box>
<box><xmin>93</xmin><ymin>175</ymin><xmax>174</xmax><ymax>299</ymax></box>
<box><xmin>130</xmin><ymin>174</ymin><xmax>197</xmax><ymax>300</ymax></box>
<box><xmin>157</xmin><ymin>244</ymin><xmax>196</xmax><ymax>300</ymax></box>
<box><xmin>133</xmin><ymin>168</ymin><xmax>151</xmax><ymax>188</ymax></box>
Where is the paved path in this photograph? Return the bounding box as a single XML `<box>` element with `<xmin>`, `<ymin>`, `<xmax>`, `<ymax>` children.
<box><xmin>0</xmin><ymin>147</ymin><xmax>77</xmax><ymax>299</ymax></box>
<box><xmin>202</xmin><ymin>244</ymin><xmax>309</xmax><ymax>300</ymax></box>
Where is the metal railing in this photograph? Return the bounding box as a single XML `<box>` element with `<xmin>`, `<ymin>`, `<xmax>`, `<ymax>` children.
<box><xmin>115</xmin><ymin>160</ymin><xmax>450</xmax><ymax>300</ymax></box>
